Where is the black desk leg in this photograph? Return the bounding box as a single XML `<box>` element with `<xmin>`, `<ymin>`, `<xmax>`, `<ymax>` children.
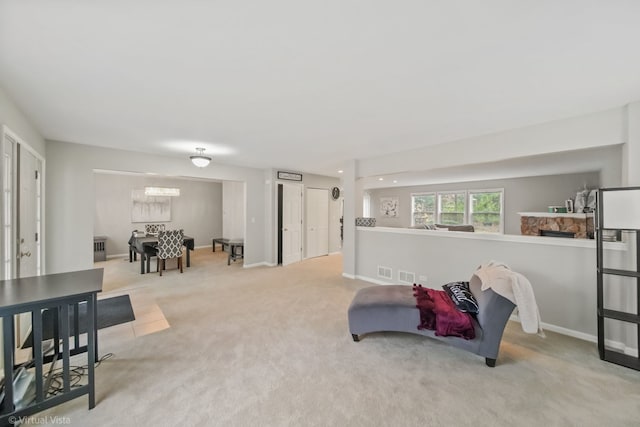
<box><xmin>146</xmin><ymin>255</ymin><xmax>151</xmax><ymax>273</ymax></box>
<box><xmin>87</xmin><ymin>295</ymin><xmax>96</xmax><ymax>409</ymax></box>
<box><xmin>187</xmin><ymin>248</ymin><xmax>191</xmax><ymax>267</ymax></box>
<box><xmin>140</xmin><ymin>253</ymin><xmax>145</xmax><ymax>274</ymax></box>
<box><xmin>60</xmin><ymin>304</ymin><xmax>71</xmax><ymax>393</ymax></box>
<box><xmin>33</xmin><ymin>309</ymin><xmax>44</xmax><ymax>403</ymax></box>
<box><xmin>2</xmin><ymin>315</ymin><xmax>15</xmax><ymax>414</ymax></box>
<box><xmin>212</xmin><ymin>239</ymin><xmax>215</xmax><ymax>252</ymax></box>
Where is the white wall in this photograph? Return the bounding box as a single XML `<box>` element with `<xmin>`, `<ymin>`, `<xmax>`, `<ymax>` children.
<box><xmin>46</xmin><ymin>141</ymin><xmax>267</xmax><ymax>273</ymax></box>
<box><xmin>222</xmin><ymin>181</ymin><xmax>245</xmax><ymax>240</ymax></box>
<box><xmin>94</xmin><ymin>173</ymin><xmax>223</xmax><ymax>255</ymax></box>
<box><xmin>624</xmin><ymin>101</ymin><xmax>640</xmax><ymax>186</ymax></box>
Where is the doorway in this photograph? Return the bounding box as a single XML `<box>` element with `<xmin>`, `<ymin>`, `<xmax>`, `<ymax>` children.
<box><xmin>1</xmin><ymin>126</ymin><xmax>45</xmax><ymax>346</ymax></box>
<box><xmin>2</xmin><ymin>127</ymin><xmax>43</xmax><ymax>279</ymax></box>
<box><xmin>277</xmin><ymin>182</ymin><xmax>303</xmax><ymax>265</ymax></box>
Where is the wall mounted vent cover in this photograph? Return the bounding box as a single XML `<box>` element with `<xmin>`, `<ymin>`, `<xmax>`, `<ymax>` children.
<box><xmin>398</xmin><ymin>271</ymin><xmax>415</xmax><ymax>284</ymax></box>
<box><xmin>377</xmin><ymin>266</ymin><xmax>392</xmax><ymax>280</ymax></box>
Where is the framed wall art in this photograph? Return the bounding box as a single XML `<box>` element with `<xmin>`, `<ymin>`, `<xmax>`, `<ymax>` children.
<box><xmin>131</xmin><ymin>189</ymin><xmax>171</xmax><ymax>223</ymax></box>
<box><xmin>380</xmin><ymin>197</ymin><xmax>399</xmax><ymax>218</ymax></box>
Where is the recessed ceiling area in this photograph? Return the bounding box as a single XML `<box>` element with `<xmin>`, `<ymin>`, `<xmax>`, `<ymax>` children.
<box><xmin>1</xmin><ymin>1</ymin><xmax>640</xmax><ymax>177</ymax></box>
<box><xmin>360</xmin><ymin>145</ymin><xmax>622</xmax><ymax>189</ymax></box>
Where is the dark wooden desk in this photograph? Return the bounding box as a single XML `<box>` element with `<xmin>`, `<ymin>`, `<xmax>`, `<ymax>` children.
<box><xmin>128</xmin><ymin>235</ymin><xmax>195</xmax><ymax>274</ymax></box>
<box><xmin>0</xmin><ymin>269</ymin><xmax>103</xmax><ymax>425</ymax></box>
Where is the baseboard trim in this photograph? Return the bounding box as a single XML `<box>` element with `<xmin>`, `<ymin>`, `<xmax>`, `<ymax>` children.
<box><xmin>354</xmin><ymin>274</ymin><xmax>391</xmax><ymax>285</ymax></box>
<box><xmin>243</xmin><ymin>262</ymin><xmax>274</xmax><ymax>268</ymax></box>
<box><xmin>107</xmin><ymin>253</ymin><xmax>128</xmax><ymax>260</ymax></box>
<box><xmin>342</xmin><ymin>272</ymin><xmax>355</xmax><ymax>280</ymax></box>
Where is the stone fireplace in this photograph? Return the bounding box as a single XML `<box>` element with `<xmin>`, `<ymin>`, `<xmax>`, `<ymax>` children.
<box><xmin>519</xmin><ymin>212</ymin><xmax>595</xmax><ymax>239</ymax></box>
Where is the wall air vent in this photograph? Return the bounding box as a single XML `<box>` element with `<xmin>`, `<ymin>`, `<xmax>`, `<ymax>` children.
<box><xmin>398</xmin><ymin>270</ymin><xmax>415</xmax><ymax>284</ymax></box>
<box><xmin>377</xmin><ymin>266</ymin><xmax>392</xmax><ymax>280</ymax></box>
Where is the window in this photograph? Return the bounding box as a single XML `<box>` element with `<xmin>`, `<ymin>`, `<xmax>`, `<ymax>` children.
<box><xmin>469</xmin><ymin>189</ymin><xmax>504</xmax><ymax>233</ymax></box>
<box><xmin>363</xmin><ymin>191</ymin><xmax>371</xmax><ymax>217</ymax></box>
<box><xmin>409</xmin><ymin>188</ymin><xmax>504</xmax><ymax>233</ymax></box>
<box><xmin>411</xmin><ymin>193</ymin><xmax>435</xmax><ymax>226</ymax></box>
<box><xmin>437</xmin><ymin>191</ymin><xmax>466</xmax><ymax>225</ymax></box>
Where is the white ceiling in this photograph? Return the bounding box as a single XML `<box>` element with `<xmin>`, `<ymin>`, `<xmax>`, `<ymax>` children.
<box><xmin>1</xmin><ymin>1</ymin><xmax>639</xmax><ymax>177</ymax></box>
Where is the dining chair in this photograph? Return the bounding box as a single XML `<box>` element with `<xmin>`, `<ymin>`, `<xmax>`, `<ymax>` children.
<box><xmin>156</xmin><ymin>229</ymin><xmax>184</xmax><ymax>276</ymax></box>
<box><xmin>128</xmin><ymin>229</ymin><xmax>138</xmax><ymax>262</ymax></box>
<box><xmin>145</xmin><ymin>224</ymin><xmax>165</xmax><ymax>235</ymax></box>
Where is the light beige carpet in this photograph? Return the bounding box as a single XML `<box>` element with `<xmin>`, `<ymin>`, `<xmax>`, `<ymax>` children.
<box><xmin>37</xmin><ymin>249</ymin><xmax>640</xmax><ymax>426</ymax></box>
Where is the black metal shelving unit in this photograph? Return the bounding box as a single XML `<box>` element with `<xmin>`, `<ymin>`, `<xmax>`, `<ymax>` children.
<box><xmin>596</xmin><ymin>187</ymin><xmax>640</xmax><ymax>370</ymax></box>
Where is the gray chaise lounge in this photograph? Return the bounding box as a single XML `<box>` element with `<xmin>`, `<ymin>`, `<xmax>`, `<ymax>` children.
<box><xmin>348</xmin><ymin>280</ymin><xmax>516</xmax><ymax>366</ymax></box>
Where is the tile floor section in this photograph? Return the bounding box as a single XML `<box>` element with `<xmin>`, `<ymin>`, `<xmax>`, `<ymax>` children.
<box><xmin>98</xmin><ymin>288</ymin><xmax>169</xmax><ymax>341</ymax></box>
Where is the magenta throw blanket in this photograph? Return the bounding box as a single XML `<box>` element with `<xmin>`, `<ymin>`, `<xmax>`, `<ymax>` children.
<box><xmin>413</xmin><ymin>285</ymin><xmax>475</xmax><ymax>340</ymax></box>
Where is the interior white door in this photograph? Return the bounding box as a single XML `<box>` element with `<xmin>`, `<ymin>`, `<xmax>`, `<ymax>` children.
<box><xmin>282</xmin><ymin>183</ymin><xmax>302</xmax><ymax>265</ymax></box>
<box><xmin>18</xmin><ymin>147</ymin><xmax>40</xmax><ymax>278</ymax></box>
<box><xmin>306</xmin><ymin>188</ymin><xmax>329</xmax><ymax>258</ymax></box>
<box><xmin>2</xmin><ymin>132</ymin><xmax>44</xmax><ymax>350</ymax></box>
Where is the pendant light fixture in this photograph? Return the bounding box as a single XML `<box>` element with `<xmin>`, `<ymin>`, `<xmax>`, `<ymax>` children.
<box><xmin>190</xmin><ymin>147</ymin><xmax>211</xmax><ymax>167</ymax></box>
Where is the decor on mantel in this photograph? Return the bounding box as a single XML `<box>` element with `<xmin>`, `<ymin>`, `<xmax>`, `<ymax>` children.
<box><xmin>574</xmin><ymin>188</ymin><xmax>598</xmax><ymax>213</ymax></box>
<box><xmin>380</xmin><ymin>197</ymin><xmax>399</xmax><ymax>217</ymax></box>
<box><xmin>355</xmin><ymin>217</ymin><xmax>376</xmax><ymax>227</ymax></box>
<box><xmin>190</xmin><ymin>147</ymin><xmax>211</xmax><ymax>167</ymax></box>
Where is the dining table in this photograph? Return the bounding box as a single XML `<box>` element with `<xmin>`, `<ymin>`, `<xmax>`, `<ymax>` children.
<box><xmin>128</xmin><ymin>234</ymin><xmax>195</xmax><ymax>274</ymax></box>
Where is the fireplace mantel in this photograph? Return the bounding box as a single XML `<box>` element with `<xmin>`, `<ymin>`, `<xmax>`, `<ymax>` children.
<box><xmin>518</xmin><ymin>212</ymin><xmax>594</xmax><ymax>239</ymax></box>
<box><xmin>517</xmin><ymin>212</ymin><xmax>594</xmax><ymax>219</ymax></box>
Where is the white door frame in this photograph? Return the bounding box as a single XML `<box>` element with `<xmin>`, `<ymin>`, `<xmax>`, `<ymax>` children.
<box><xmin>2</xmin><ymin>125</ymin><xmax>46</xmax><ymax>349</ymax></box>
<box><xmin>275</xmin><ymin>180</ymin><xmax>304</xmax><ymax>266</ymax></box>
<box><xmin>2</xmin><ymin>125</ymin><xmax>46</xmax><ymax>278</ymax></box>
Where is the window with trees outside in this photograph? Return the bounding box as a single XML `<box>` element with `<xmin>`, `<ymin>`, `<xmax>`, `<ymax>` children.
<box><xmin>410</xmin><ymin>188</ymin><xmax>504</xmax><ymax>233</ymax></box>
<box><xmin>411</xmin><ymin>193</ymin><xmax>435</xmax><ymax>225</ymax></box>
<box><xmin>437</xmin><ymin>191</ymin><xmax>466</xmax><ymax>225</ymax></box>
<box><xmin>469</xmin><ymin>189</ymin><xmax>503</xmax><ymax>233</ymax></box>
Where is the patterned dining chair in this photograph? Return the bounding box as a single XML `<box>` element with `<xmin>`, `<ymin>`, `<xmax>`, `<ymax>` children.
<box><xmin>156</xmin><ymin>229</ymin><xmax>184</xmax><ymax>276</ymax></box>
<box><xmin>145</xmin><ymin>224</ymin><xmax>165</xmax><ymax>235</ymax></box>
<box><xmin>128</xmin><ymin>230</ymin><xmax>139</xmax><ymax>262</ymax></box>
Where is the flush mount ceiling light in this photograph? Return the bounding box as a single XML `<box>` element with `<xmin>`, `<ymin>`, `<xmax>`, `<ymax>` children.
<box><xmin>190</xmin><ymin>147</ymin><xmax>211</xmax><ymax>167</ymax></box>
<box><xmin>144</xmin><ymin>187</ymin><xmax>181</xmax><ymax>197</ymax></box>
